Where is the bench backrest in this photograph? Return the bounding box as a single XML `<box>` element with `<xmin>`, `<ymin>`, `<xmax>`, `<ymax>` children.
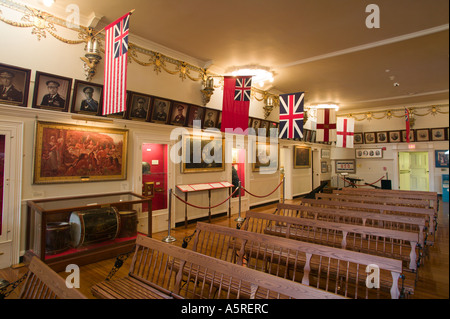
<box><xmin>317</xmin><ymin>193</ymin><xmax>429</xmax><ymax>208</ymax></box>
<box><xmin>129</xmin><ymin>235</ymin><xmax>344</xmax><ymax>299</ymax></box>
<box><xmin>277</xmin><ymin>203</ymin><xmax>426</xmax><ymax>246</ymax></box>
<box><xmin>242</xmin><ymin>211</ymin><xmax>419</xmax><ymax>271</ymax></box>
<box><xmin>190</xmin><ymin>222</ymin><xmax>403</xmax><ymax>299</ymax></box>
<box><xmin>19</xmin><ymin>256</ymin><xmax>87</xmax><ymax>299</ymax></box>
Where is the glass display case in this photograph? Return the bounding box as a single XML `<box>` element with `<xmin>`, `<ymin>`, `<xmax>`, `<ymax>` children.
<box><xmin>26</xmin><ymin>192</ymin><xmax>152</xmax><ymax>272</ymax></box>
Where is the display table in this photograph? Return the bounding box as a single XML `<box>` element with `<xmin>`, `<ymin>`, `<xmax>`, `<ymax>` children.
<box><xmin>26</xmin><ymin>192</ymin><xmax>152</xmax><ymax>272</ymax></box>
<box><xmin>176</xmin><ymin>182</ymin><xmax>234</xmax><ymax>228</ymax></box>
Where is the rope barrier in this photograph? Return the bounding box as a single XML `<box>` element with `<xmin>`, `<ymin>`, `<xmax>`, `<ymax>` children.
<box><xmin>340</xmin><ymin>176</ymin><xmax>385</xmax><ymax>187</ymax></box>
<box><xmin>172</xmin><ymin>186</ymin><xmax>241</xmax><ymax>209</ymax></box>
<box><xmin>242</xmin><ymin>180</ymin><xmax>284</xmax><ymax>198</ymax></box>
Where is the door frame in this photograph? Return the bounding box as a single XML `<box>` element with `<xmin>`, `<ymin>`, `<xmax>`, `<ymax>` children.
<box><xmin>0</xmin><ymin>120</ymin><xmax>23</xmax><ymax>268</ymax></box>
<box><xmin>394</xmin><ymin>149</ymin><xmax>433</xmax><ymax>192</ymax></box>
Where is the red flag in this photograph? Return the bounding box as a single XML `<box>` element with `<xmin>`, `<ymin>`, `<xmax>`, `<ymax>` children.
<box><xmin>405</xmin><ymin>108</ymin><xmax>411</xmax><ymax>143</ymax></box>
<box><xmin>103</xmin><ymin>12</ymin><xmax>132</xmax><ymax>115</ymax></box>
<box><xmin>220</xmin><ymin>76</ymin><xmax>252</xmax><ymax>134</ymax></box>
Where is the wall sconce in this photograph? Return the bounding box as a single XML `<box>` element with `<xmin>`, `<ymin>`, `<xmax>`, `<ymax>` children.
<box><xmin>201</xmin><ymin>76</ymin><xmax>214</xmax><ymax>106</ymax></box>
<box><xmin>80</xmin><ymin>30</ymin><xmax>102</xmax><ymax>81</ymax></box>
<box><xmin>263</xmin><ymin>95</ymin><xmax>274</xmax><ymax>119</ymax></box>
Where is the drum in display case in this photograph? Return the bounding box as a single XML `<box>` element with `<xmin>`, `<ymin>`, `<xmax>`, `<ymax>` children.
<box><xmin>118</xmin><ymin>210</ymin><xmax>138</xmax><ymax>238</ymax></box>
<box><xmin>69</xmin><ymin>207</ymin><xmax>119</xmax><ymax>248</ymax></box>
<box><xmin>45</xmin><ymin>222</ymin><xmax>70</xmax><ymax>255</ymax></box>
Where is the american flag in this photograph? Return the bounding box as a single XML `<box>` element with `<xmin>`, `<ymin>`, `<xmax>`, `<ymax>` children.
<box><xmin>405</xmin><ymin>108</ymin><xmax>411</xmax><ymax>143</ymax></box>
<box><xmin>278</xmin><ymin>92</ymin><xmax>304</xmax><ymax>139</ymax></box>
<box><xmin>103</xmin><ymin>12</ymin><xmax>132</xmax><ymax>115</ymax></box>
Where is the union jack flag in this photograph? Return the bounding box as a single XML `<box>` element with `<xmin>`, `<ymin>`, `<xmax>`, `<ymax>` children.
<box><xmin>103</xmin><ymin>12</ymin><xmax>132</xmax><ymax>115</ymax></box>
<box><xmin>278</xmin><ymin>92</ymin><xmax>304</xmax><ymax>139</ymax></box>
<box><xmin>234</xmin><ymin>77</ymin><xmax>252</xmax><ymax>102</ymax></box>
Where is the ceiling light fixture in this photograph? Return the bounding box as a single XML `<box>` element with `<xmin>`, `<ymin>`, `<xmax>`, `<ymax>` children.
<box><xmin>42</xmin><ymin>0</ymin><xmax>55</xmax><ymax>7</ymax></box>
<box><xmin>309</xmin><ymin>103</ymin><xmax>340</xmax><ymax>111</ymax></box>
<box><xmin>226</xmin><ymin>64</ymin><xmax>275</xmax><ymax>88</ymax></box>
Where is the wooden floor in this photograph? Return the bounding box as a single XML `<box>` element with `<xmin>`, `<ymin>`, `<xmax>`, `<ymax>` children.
<box><xmin>2</xmin><ymin>197</ymin><xmax>448</xmax><ymax>299</ymax></box>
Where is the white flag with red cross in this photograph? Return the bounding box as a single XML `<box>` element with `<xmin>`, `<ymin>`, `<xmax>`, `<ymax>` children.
<box><xmin>336</xmin><ymin>117</ymin><xmax>355</xmax><ymax>148</ymax></box>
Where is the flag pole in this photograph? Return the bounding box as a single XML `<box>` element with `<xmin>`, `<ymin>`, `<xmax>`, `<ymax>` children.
<box><xmin>92</xmin><ymin>9</ymin><xmax>135</xmax><ymax>38</ymax></box>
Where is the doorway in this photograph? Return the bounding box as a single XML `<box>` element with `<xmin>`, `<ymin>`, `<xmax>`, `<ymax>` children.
<box><xmin>232</xmin><ymin>148</ymin><xmax>245</xmax><ymax>198</ymax></box>
<box><xmin>399</xmin><ymin>151</ymin><xmax>429</xmax><ymax>191</ymax></box>
<box><xmin>312</xmin><ymin>149</ymin><xmax>321</xmax><ymax>190</ymax></box>
<box><xmin>142</xmin><ymin>143</ymin><xmax>168</xmax><ymax>212</ymax></box>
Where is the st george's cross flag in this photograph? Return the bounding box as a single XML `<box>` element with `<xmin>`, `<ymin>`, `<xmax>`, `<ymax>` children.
<box><xmin>405</xmin><ymin>108</ymin><xmax>411</xmax><ymax>143</ymax></box>
<box><xmin>103</xmin><ymin>12</ymin><xmax>132</xmax><ymax>115</ymax></box>
<box><xmin>278</xmin><ymin>92</ymin><xmax>304</xmax><ymax>139</ymax></box>
<box><xmin>336</xmin><ymin>117</ymin><xmax>355</xmax><ymax>148</ymax></box>
<box><xmin>221</xmin><ymin>76</ymin><xmax>252</xmax><ymax>134</ymax></box>
<box><xmin>316</xmin><ymin>108</ymin><xmax>337</xmax><ymax>142</ymax></box>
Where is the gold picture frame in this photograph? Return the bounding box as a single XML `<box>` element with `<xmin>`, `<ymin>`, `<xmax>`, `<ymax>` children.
<box><xmin>143</xmin><ymin>182</ymin><xmax>155</xmax><ymax>198</ymax></box>
<box><xmin>33</xmin><ymin>121</ymin><xmax>128</xmax><ymax>184</ymax></box>
<box><xmin>182</xmin><ymin>134</ymin><xmax>225</xmax><ymax>173</ymax></box>
<box><xmin>252</xmin><ymin>141</ymin><xmax>280</xmax><ymax>172</ymax></box>
<box><xmin>293</xmin><ymin>146</ymin><xmax>311</xmax><ymax>168</ymax></box>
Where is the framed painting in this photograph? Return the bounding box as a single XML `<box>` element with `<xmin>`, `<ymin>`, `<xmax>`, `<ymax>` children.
<box><xmin>364</xmin><ymin>132</ymin><xmax>376</xmax><ymax>144</ymax></box>
<box><xmin>435</xmin><ymin>150</ymin><xmax>449</xmax><ymax>168</ymax></box>
<box><xmin>401</xmin><ymin>130</ymin><xmax>415</xmax><ymax>142</ymax></box>
<box><xmin>32</xmin><ymin>71</ymin><xmax>72</xmax><ymax>112</ymax></box>
<box><xmin>388</xmin><ymin>130</ymin><xmax>401</xmax><ymax>143</ymax></box>
<box><xmin>431</xmin><ymin>128</ymin><xmax>446</xmax><ymax>141</ymax></box>
<box><xmin>0</xmin><ymin>62</ymin><xmax>31</xmax><ymax>107</ymax></box>
<box><xmin>70</xmin><ymin>80</ymin><xmax>102</xmax><ymax>115</ymax></box>
<box><xmin>150</xmin><ymin>98</ymin><xmax>171</xmax><ymax>124</ymax></box>
<box><xmin>216</xmin><ymin>111</ymin><xmax>222</xmax><ymax>129</ymax></box>
<box><xmin>143</xmin><ymin>182</ymin><xmax>155</xmax><ymax>198</ymax></box>
<box><xmin>293</xmin><ymin>146</ymin><xmax>311</xmax><ymax>168</ymax></box>
<box><xmin>203</xmin><ymin>108</ymin><xmax>219</xmax><ymax>129</ymax></box>
<box><xmin>354</xmin><ymin>133</ymin><xmax>364</xmax><ymax>144</ymax></box>
<box><xmin>128</xmin><ymin>92</ymin><xmax>152</xmax><ymax>121</ymax></box>
<box><xmin>252</xmin><ymin>141</ymin><xmax>279</xmax><ymax>172</ymax></box>
<box><xmin>169</xmin><ymin>102</ymin><xmax>188</xmax><ymax>126</ymax></box>
<box><xmin>336</xmin><ymin>160</ymin><xmax>356</xmax><ymax>173</ymax></box>
<box><xmin>182</xmin><ymin>134</ymin><xmax>224</xmax><ymax>173</ymax></box>
<box><xmin>321</xmin><ymin>161</ymin><xmax>328</xmax><ymax>173</ymax></box>
<box><xmin>376</xmin><ymin>131</ymin><xmax>388</xmax><ymax>143</ymax></box>
<box><xmin>355</xmin><ymin>148</ymin><xmax>383</xmax><ymax>159</ymax></box>
<box><xmin>187</xmin><ymin>105</ymin><xmax>204</xmax><ymax>128</ymax></box>
<box><xmin>321</xmin><ymin>149</ymin><xmax>331</xmax><ymax>159</ymax></box>
<box><xmin>33</xmin><ymin>121</ymin><xmax>128</xmax><ymax>184</ymax></box>
<box><xmin>415</xmin><ymin>129</ymin><xmax>430</xmax><ymax>142</ymax></box>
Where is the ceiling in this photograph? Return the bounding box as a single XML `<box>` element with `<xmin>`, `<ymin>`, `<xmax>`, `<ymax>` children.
<box><xmin>22</xmin><ymin>0</ymin><xmax>449</xmax><ymax>112</ymax></box>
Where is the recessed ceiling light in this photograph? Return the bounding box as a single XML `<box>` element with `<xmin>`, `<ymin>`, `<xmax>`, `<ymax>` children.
<box><xmin>43</xmin><ymin>0</ymin><xmax>55</xmax><ymax>7</ymax></box>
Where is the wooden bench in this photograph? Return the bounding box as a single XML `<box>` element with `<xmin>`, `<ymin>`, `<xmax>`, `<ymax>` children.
<box><xmin>335</xmin><ymin>188</ymin><xmax>439</xmax><ymax>215</ymax></box>
<box><xmin>279</xmin><ymin>202</ymin><xmax>428</xmax><ymax>248</ymax></box>
<box><xmin>186</xmin><ymin>221</ymin><xmax>406</xmax><ymax>298</ymax></box>
<box><xmin>241</xmin><ymin>211</ymin><xmax>421</xmax><ymax>274</ymax></box>
<box><xmin>91</xmin><ymin>234</ymin><xmax>344</xmax><ymax>299</ymax></box>
<box><xmin>302</xmin><ymin>196</ymin><xmax>436</xmax><ymax>237</ymax></box>
<box><xmin>19</xmin><ymin>256</ymin><xmax>87</xmax><ymax>299</ymax></box>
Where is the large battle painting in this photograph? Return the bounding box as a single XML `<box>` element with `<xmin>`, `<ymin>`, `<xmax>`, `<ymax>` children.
<box><xmin>33</xmin><ymin>121</ymin><xmax>128</xmax><ymax>184</ymax></box>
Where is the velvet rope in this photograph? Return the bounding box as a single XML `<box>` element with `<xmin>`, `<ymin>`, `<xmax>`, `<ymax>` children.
<box><xmin>241</xmin><ymin>180</ymin><xmax>284</xmax><ymax>198</ymax></box>
<box><xmin>172</xmin><ymin>186</ymin><xmax>241</xmax><ymax>209</ymax></box>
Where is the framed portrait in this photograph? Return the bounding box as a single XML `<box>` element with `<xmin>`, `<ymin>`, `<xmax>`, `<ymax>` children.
<box><xmin>415</xmin><ymin>129</ymin><xmax>430</xmax><ymax>142</ymax></box>
<box><xmin>187</xmin><ymin>105</ymin><xmax>204</xmax><ymax>128</ymax></box>
<box><xmin>216</xmin><ymin>111</ymin><xmax>222</xmax><ymax>129</ymax></box>
<box><xmin>321</xmin><ymin>161</ymin><xmax>328</xmax><ymax>173</ymax></box>
<box><xmin>431</xmin><ymin>128</ymin><xmax>446</xmax><ymax>141</ymax></box>
<box><xmin>150</xmin><ymin>98</ymin><xmax>171</xmax><ymax>124</ymax></box>
<box><xmin>143</xmin><ymin>182</ymin><xmax>155</xmax><ymax>198</ymax></box>
<box><xmin>128</xmin><ymin>92</ymin><xmax>152</xmax><ymax>121</ymax></box>
<box><xmin>336</xmin><ymin>160</ymin><xmax>356</xmax><ymax>173</ymax></box>
<box><xmin>250</xmin><ymin>118</ymin><xmax>261</xmax><ymax>130</ymax></box>
<box><xmin>70</xmin><ymin>80</ymin><xmax>102</xmax><ymax>115</ymax></box>
<box><xmin>32</xmin><ymin>71</ymin><xmax>72</xmax><ymax>112</ymax></box>
<box><xmin>354</xmin><ymin>133</ymin><xmax>364</xmax><ymax>144</ymax></box>
<box><xmin>364</xmin><ymin>132</ymin><xmax>376</xmax><ymax>144</ymax></box>
<box><xmin>182</xmin><ymin>134</ymin><xmax>224</xmax><ymax>173</ymax></box>
<box><xmin>169</xmin><ymin>102</ymin><xmax>188</xmax><ymax>126</ymax></box>
<box><xmin>293</xmin><ymin>146</ymin><xmax>311</xmax><ymax>169</ymax></box>
<box><xmin>435</xmin><ymin>150</ymin><xmax>449</xmax><ymax>168</ymax></box>
<box><xmin>355</xmin><ymin>148</ymin><xmax>383</xmax><ymax>159</ymax></box>
<box><xmin>305</xmin><ymin>129</ymin><xmax>312</xmax><ymax>143</ymax></box>
<box><xmin>203</xmin><ymin>108</ymin><xmax>219</xmax><ymax>129</ymax></box>
<box><xmin>388</xmin><ymin>130</ymin><xmax>401</xmax><ymax>143</ymax></box>
<box><xmin>252</xmin><ymin>141</ymin><xmax>279</xmax><ymax>172</ymax></box>
<box><xmin>33</xmin><ymin>121</ymin><xmax>128</xmax><ymax>184</ymax></box>
<box><xmin>401</xmin><ymin>130</ymin><xmax>415</xmax><ymax>142</ymax></box>
<box><xmin>376</xmin><ymin>131</ymin><xmax>388</xmax><ymax>143</ymax></box>
<box><xmin>0</xmin><ymin>63</ymin><xmax>31</xmax><ymax>107</ymax></box>
<box><xmin>321</xmin><ymin>149</ymin><xmax>331</xmax><ymax>159</ymax></box>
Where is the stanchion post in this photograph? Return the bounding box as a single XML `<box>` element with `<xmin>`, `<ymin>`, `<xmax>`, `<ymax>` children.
<box><xmin>282</xmin><ymin>176</ymin><xmax>285</xmax><ymax>204</ymax></box>
<box><xmin>162</xmin><ymin>188</ymin><xmax>176</xmax><ymax>243</ymax></box>
<box><xmin>235</xmin><ymin>181</ymin><xmax>244</xmax><ymax>223</ymax></box>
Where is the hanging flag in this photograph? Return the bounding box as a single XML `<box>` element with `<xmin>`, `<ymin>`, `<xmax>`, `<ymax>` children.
<box><xmin>336</xmin><ymin>117</ymin><xmax>355</xmax><ymax>148</ymax></box>
<box><xmin>278</xmin><ymin>92</ymin><xmax>304</xmax><ymax>139</ymax></box>
<box><xmin>316</xmin><ymin>108</ymin><xmax>337</xmax><ymax>142</ymax></box>
<box><xmin>220</xmin><ymin>76</ymin><xmax>252</xmax><ymax>133</ymax></box>
<box><xmin>103</xmin><ymin>11</ymin><xmax>132</xmax><ymax>115</ymax></box>
<box><xmin>405</xmin><ymin>108</ymin><xmax>411</xmax><ymax>143</ymax></box>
